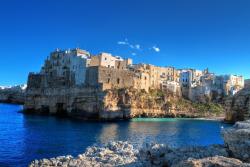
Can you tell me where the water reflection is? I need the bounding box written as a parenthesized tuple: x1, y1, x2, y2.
(98, 123, 119, 143)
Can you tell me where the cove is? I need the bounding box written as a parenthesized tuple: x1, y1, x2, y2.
(0, 103, 231, 167)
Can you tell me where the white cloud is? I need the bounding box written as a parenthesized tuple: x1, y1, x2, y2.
(135, 44, 140, 50)
(117, 41, 129, 45)
(152, 46, 160, 52)
(117, 39, 141, 50)
(131, 52, 137, 56)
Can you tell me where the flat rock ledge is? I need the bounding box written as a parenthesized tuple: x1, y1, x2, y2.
(30, 120, 250, 167)
(222, 120, 250, 162)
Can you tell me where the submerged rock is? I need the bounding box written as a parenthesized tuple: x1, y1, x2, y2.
(222, 120, 250, 162)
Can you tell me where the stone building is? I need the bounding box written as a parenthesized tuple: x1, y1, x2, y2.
(86, 66, 135, 90)
(217, 75, 244, 95)
(188, 73, 245, 102)
(130, 64, 180, 91)
(41, 48, 91, 86)
(89, 52, 132, 70)
(161, 80, 181, 95)
(180, 69, 203, 88)
(188, 72, 216, 102)
(128, 64, 151, 92)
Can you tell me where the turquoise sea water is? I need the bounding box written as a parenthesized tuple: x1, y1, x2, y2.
(0, 103, 231, 167)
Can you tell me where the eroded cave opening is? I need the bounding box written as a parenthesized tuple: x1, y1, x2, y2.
(56, 103, 68, 117)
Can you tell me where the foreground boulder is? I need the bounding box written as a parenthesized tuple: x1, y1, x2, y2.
(222, 120, 250, 162)
(173, 156, 250, 167)
(29, 141, 141, 167)
(138, 143, 228, 166)
(29, 142, 230, 167)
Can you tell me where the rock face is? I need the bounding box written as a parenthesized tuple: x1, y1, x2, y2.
(0, 85, 26, 104)
(29, 120, 250, 167)
(222, 120, 250, 162)
(224, 87, 250, 123)
(25, 86, 224, 120)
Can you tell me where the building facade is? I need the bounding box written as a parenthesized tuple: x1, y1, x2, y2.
(180, 69, 203, 88)
(89, 52, 132, 70)
(31, 48, 245, 99)
(41, 48, 90, 86)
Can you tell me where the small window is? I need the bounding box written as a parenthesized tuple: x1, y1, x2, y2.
(117, 78, 120, 84)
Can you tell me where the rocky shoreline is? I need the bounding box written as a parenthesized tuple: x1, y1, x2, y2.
(29, 120, 250, 167)
(0, 85, 26, 104)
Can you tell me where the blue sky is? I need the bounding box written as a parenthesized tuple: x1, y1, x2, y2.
(0, 0, 249, 85)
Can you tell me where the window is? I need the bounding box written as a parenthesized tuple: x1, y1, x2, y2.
(117, 78, 120, 84)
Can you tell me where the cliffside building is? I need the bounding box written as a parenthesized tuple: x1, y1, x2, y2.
(215, 75, 244, 96)
(130, 64, 180, 93)
(89, 52, 132, 70)
(180, 69, 203, 88)
(40, 48, 91, 86)
(188, 72, 245, 102)
(25, 48, 246, 116)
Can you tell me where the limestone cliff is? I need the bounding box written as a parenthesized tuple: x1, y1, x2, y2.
(101, 88, 225, 119)
(224, 87, 250, 123)
(24, 86, 225, 120)
(0, 85, 26, 104)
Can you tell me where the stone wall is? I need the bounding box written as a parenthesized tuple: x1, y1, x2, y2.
(86, 66, 135, 90)
(27, 72, 75, 89)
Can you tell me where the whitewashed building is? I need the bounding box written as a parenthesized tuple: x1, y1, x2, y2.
(89, 52, 132, 70)
(41, 48, 91, 86)
(180, 69, 203, 87)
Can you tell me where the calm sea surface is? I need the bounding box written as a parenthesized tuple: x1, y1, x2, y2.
(0, 103, 232, 167)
